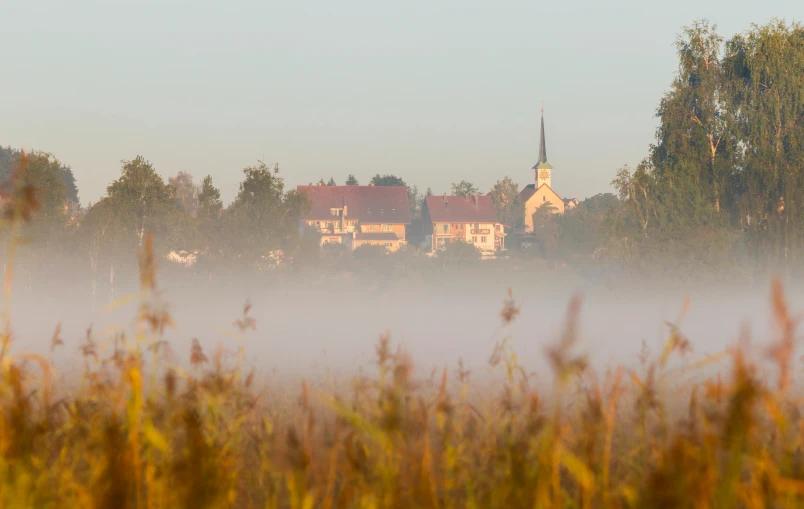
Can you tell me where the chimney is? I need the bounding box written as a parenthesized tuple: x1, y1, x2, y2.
(472, 194, 478, 210)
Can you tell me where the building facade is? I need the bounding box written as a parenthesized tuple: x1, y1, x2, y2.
(297, 184, 411, 251)
(423, 194, 505, 252)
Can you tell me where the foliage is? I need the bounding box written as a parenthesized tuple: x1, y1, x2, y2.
(168, 171, 198, 215)
(327, 177, 336, 186)
(490, 176, 524, 229)
(450, 180, 480, 197)
(223, 161, 310, 267)
(103, 156, 179, 248)
(3, 224, 804, 506)
(345, 174, 359, 185)
(0, 145, 78, 203)
(437, 238, 481, 266)
(369, 174, 406, 187)
(197, 175, 222, 221)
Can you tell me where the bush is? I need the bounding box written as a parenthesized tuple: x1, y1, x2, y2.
(437, 239, 481, 266)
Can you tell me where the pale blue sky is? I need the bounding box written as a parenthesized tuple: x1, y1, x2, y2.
(1, 0, 802, 206)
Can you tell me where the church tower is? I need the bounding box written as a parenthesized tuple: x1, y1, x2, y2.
(533, 106, 553, 188)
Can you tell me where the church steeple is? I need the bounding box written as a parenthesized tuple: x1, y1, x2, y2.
(533, 103, 553, 188)
(538, 108, 548, 165)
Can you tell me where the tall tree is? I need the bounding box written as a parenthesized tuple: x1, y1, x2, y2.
(169, 171, 198, 215)
(345, 174, 359, 185)
(197, 175, 222, 220)
(724, 21, 804, 264)
(105, 156, 177, 246)
(327, 177, 337, 186)
(450, 180, 480, 197)
(489, 176, 524, 228)
(224, 161, 310, 265)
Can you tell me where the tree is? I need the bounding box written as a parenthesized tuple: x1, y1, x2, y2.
(197, 175, 222, 220)
(407, 184, 423, 220)
(224, 161, 310, 266)
(724, 21, 804, 265)
(169, 171, 198, 215)
(490, 176, 524, 229)
(105, 156, 178, 247)
(327, 177, 337, 186)
(450, 180, 480, 197)
(345, 174, 359, 185)
(370, 174, 406, 187)
(13, 151, 70, 248)
(0, 146, 78, 204)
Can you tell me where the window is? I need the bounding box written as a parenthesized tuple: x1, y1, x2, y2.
(481, 236, 487, 243)
(472, 236, 478, 243)
(382, 224, 391, 232)
(330, 208, 342, 217)
(543, 196, 546, 202)
(385, 243, 392, 247)
(474, 223, 479, 229)
(442, 224, 449, 234)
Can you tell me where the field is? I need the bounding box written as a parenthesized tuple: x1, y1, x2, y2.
(0, 237, 803, 508)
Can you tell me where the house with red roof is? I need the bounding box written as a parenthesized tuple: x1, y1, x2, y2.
(422, 194, 506, 252)
(297, 183, 411, 251)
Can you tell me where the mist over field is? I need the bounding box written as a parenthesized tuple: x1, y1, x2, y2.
(9, 268, 797, 382)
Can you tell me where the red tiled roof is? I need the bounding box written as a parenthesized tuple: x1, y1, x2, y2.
(354, 232, 400, 241)
(425, 195, 499, 223)
(297, 185, 411, 224)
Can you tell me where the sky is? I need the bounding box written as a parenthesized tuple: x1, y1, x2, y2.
(1, 0, 802, 207)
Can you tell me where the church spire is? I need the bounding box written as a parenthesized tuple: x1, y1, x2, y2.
(532, 103, 552, 171)
(538, 105, 547, 164)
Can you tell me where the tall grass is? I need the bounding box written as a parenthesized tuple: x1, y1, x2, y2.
(4, 156, 804, 507)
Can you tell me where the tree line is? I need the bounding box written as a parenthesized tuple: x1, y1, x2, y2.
(607, 19, 804, 274)
(4, 19, 801, 285)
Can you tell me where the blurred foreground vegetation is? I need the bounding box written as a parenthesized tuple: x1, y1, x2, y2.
(1, 232, 804, 507)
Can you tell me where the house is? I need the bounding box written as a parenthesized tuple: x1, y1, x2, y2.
(520, 107, 566, 232)
(422, 194, 506, 252)
(297, 184, 411, 251)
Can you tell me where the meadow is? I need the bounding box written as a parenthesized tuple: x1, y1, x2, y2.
(0, 233, 803, 509)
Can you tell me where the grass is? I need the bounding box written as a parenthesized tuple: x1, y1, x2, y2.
(1, 240, 804, 508)
(5, 158, 804, 507)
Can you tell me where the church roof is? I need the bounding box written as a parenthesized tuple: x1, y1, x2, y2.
(520, 183, 562, 203)
(532, 109, 553, 170)
(297, 185, 411, 224)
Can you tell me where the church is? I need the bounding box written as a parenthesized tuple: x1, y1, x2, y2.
(519, 108, 570, 232)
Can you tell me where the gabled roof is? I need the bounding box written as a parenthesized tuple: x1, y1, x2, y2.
(298, 185, 411, 224)
(425, 194, 499, 223)
(520, 183, 563, 203)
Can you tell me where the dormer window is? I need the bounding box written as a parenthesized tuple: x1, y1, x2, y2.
(330, 208, 343, 217)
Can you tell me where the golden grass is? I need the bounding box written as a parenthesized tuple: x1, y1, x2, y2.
(5, 157, 804, 507)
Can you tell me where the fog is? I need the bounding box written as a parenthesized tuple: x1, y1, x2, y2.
(6, 270, 801, 384)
